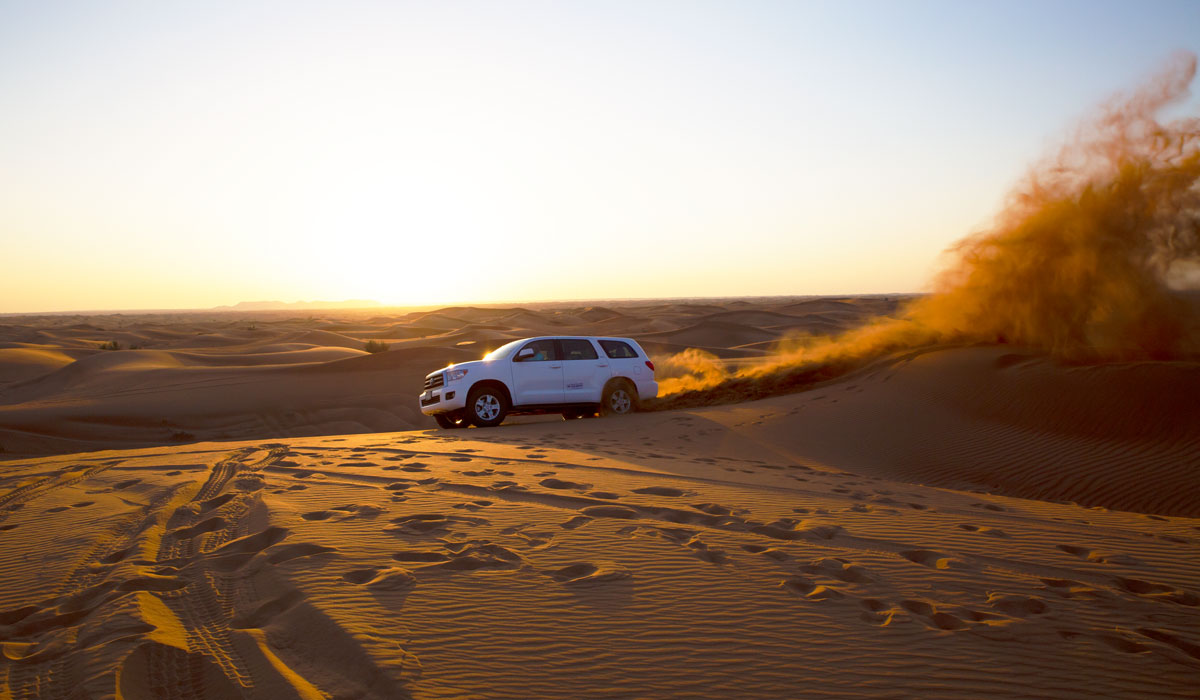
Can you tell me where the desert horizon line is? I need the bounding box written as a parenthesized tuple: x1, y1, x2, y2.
(0, 291, 926, 317)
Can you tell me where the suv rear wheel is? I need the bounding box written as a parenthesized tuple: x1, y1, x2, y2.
(467, 385, 509, 427)
(601, 381, 636, 416)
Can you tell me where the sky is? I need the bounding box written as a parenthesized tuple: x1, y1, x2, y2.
(2, 0, 1198, 313)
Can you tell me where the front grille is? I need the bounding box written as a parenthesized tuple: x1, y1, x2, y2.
(423, 373, 444, 391)
(420, 394, 441, 407)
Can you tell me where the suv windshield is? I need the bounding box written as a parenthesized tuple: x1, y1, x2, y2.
(483, 339, 524, 361)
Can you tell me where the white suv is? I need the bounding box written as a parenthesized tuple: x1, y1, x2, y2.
(419, 336, 658, 428)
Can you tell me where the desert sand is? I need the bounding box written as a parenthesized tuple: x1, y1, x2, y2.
(1, 298, 1198, 698)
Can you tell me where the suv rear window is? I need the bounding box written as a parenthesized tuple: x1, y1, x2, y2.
(598, 340, 638, 359)
(561, 339, 599, 360)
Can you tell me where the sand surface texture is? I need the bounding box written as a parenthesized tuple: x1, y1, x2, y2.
(0, 299, 1197, 698)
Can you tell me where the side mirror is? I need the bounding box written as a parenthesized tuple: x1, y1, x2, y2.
(515, 348, 535, 361)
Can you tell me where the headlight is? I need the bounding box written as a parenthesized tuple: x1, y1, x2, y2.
(445, 368, 469, 381)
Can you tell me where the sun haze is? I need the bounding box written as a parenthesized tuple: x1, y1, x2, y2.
(2, 1, 1198, 312)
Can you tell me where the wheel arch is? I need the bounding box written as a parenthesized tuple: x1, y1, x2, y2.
(468, 379, 512, 406)
(603, 376, 635, 394)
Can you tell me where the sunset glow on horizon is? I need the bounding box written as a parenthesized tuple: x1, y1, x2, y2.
(3, 0, 1198, 313)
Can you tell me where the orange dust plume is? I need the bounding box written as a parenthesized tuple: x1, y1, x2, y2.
(655, 52, 1200, 405)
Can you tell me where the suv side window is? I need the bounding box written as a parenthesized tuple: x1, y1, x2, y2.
(513, 339, 558, 362)
(561, 339, 599, 360)
(598, 340, 637, 359)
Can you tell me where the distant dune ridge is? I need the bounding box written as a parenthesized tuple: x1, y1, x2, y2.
(211, 299, 383, 311)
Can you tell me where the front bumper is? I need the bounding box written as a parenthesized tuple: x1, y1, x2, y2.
(419, 373, 468, 416)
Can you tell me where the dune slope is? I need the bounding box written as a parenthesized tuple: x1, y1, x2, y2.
(0, 408, 1196, 698)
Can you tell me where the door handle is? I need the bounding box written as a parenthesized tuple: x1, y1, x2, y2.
(549, 365, 562, 369)
(597, 363, 608, 367)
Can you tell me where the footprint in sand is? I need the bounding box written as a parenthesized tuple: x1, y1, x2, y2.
(586, 491, 619, 500)
(393, 550, 450, 563)
(99, 546, 136, 565)
(859, 599, 901, 626)
(1137, 628, 1200, 661)
(900, 600, 970, 631)
(752, 519, 844, 542)
(1056, 544, 1141, 566)
(342, 567, 416, 590)
(581, 505, 639, 519)
(425, 543, 524, 572)
(684, 536, 730, 565)
(1097, 633, 1153, 654)
(561, 515, 593, 529)
(1039, 577, 1111, 601)
(801, 557, 875, 584)
(385, 513, 487, 536)
(693, 503, 739, 517)
(200, 493, 235, 512)
(632, 486, 687, 497)
(899, 549, 968, 570)
(169, 516, 227, 539)
(781, 576, 844, 601)
(957, 523, 1008, 537)
(549, 562, 630, 585)
(741, 544, 792, 561)
(1114, 577, 1199, 606)
(986, 593, 1048, 617)
(540, 478, 591, 491)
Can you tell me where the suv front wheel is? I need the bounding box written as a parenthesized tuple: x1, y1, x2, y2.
(467, 385, 509, 427)
(434, 412, 468, 429)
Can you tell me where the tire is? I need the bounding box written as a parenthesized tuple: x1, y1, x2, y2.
(466, 385, 508, 427)
(434, 412, 468, 429)
(601, 380, 637, 416)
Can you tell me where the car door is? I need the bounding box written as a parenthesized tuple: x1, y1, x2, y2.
(560, 338, 611, 403)
(509, 339, 565, 405)
(598, 338, 646, 385)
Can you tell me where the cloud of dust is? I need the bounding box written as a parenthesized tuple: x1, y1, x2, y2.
(656, 52, 1200, 402)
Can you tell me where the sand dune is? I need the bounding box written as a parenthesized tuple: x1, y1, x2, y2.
(641, 320, 782, 348)
(0, 348, 79, 383)
(0, 297, 1197, 697)
(0, 416, 1195, 698)
(710, 346, 1200, 518)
